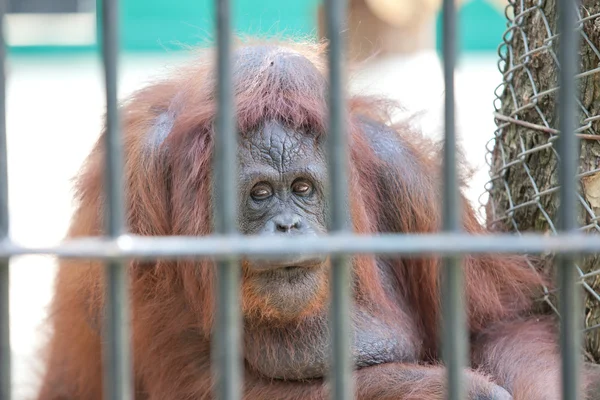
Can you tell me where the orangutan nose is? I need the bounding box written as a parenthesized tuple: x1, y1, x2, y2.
(273, 213, 302, 233)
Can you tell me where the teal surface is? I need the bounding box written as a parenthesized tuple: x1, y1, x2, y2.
(436, 0, 507, 54)
(120, 0, 321, 51)
(8, 0, 507, 55)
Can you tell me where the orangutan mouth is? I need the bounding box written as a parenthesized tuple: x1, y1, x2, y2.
(245, 254, 326, 272)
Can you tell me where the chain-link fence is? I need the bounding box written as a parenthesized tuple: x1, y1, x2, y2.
(484, 0, 600, 363)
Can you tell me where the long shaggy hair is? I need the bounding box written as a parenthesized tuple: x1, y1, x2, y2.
(35, 38, 551, 399)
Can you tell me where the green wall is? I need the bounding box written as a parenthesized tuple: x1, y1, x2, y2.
(436, 0, 507, 54)
(120, 0, 322, 51)
(9, 0, 508, 55)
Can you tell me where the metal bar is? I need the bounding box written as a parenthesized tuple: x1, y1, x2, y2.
(212, 0, 241, 398)
(0, 260, 8, 400)
(0, 0, 10, 396)
(102, 5, 125, 237)
(324, 0, 353, 399)
(441, 0, 460, 235)
(103, 261, 132, 400)
(441, 257, 466, 400)
(1, 233, 600, 259)
(324, 0, 350, 232)
(0, 0, 6, 247)
(557, 0, 582, 399)
(100, 0, 133, 399)
(440, 0, 466, 399)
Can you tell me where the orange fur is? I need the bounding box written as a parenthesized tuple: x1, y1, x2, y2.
(34, 39, 599, 400)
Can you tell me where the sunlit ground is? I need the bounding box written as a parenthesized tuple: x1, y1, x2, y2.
(6, 49, 501, 399)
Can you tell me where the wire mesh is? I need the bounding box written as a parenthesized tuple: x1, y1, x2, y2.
(484, 0, 600, 364)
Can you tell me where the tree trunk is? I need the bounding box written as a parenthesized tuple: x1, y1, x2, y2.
(487, 0, 600, 363)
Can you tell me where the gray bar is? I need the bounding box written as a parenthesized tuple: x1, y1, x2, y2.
(0, 0, 10, 396)
(102, 2, 125, 237)
(441, 0, 466, 399)
(0, 0, 5, 242)
(0, 262, 8, 400)
(557, 0, 582, 399)
(441, 256, 466, 400)
(100, 0, 133, 399)
(212, 0, 242, 398)
(103, 261, 133, 400)
(324, 0, 354, 399)
(324, 2, 350, 231)
(1, 233, 600, 259)
(441, 3, 460, 233)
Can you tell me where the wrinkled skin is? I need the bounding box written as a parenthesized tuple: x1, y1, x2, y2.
(237, 122, 329, 316)
(236, 120, 509, 399)
(236, 121, 420, 381)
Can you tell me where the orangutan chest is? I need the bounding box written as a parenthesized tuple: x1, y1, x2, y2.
(243, 310, 420, 381)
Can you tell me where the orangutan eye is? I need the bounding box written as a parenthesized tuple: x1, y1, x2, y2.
(251, 184, 273, 200)
(292, 180, 312, 196)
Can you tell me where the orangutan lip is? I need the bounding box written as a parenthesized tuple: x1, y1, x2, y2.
(246, 256, 325, 272)
(266, 264, 318, 277)
(283, 265, 303, 272)
(265, 260, 319, 270)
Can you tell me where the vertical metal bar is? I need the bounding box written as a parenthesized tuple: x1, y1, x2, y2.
(0, 260, 8, 400)
(100, 0, 133, 399)
(324, 0, 353, 399)
(0, 1, 10, 398)
(212, 0, 241, 398)
(557, 0, 582, 399)
(441, 0, 467, 399)
(103, 261, 133, 400)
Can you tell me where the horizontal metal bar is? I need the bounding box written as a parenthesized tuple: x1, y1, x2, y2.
(2, 233, 600, 259)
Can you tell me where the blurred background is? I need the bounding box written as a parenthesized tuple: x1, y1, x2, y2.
(6, 0, 509, 397)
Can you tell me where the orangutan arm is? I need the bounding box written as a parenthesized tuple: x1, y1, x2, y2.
(471, 316, 600, 400)
(242, 363, 511, 400)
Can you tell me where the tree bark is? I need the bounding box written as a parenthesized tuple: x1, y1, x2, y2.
(487, 0, 600, 363)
